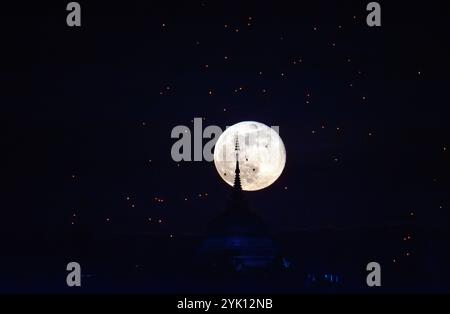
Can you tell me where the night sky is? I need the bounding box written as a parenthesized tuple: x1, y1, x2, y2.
(2, 0, 450, 292)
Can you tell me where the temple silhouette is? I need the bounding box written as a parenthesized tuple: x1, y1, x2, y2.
(199, 136, 284, 274)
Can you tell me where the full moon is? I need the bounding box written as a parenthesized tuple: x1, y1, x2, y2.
(213, 121, 286, 191)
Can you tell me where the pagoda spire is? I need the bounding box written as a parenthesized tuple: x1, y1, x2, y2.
(233, 134, 242, 191)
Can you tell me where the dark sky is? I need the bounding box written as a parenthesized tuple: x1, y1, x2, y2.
(2, 0, 449, 239)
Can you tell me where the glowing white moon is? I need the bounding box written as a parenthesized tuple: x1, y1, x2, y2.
(213, 121, 286, 191)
